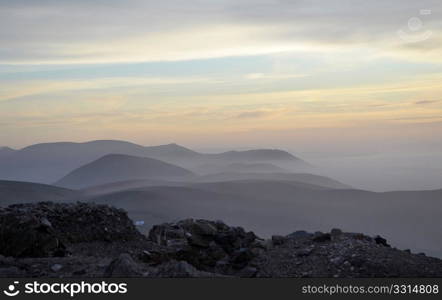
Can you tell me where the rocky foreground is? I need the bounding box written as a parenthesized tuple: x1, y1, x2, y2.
(0, 202, 441, 277)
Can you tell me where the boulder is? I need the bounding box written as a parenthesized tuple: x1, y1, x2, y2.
(374, 235, 391, 247)
(104, 253, 143, 277)
(148, 219, 260, 274)
(152, 260, 223, 278)
(313, 233, 331, 243)
(0, 202, 145, 258)
(271, 235, 286, 246)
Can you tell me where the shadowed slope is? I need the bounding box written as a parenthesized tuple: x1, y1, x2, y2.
(85, 182, 442, 257)
(0, 180, 78, 206)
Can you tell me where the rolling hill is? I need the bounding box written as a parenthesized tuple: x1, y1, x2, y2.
(55, 154, 195, 189)
(78, 171, 350, 197)
(196, 172, 350, 189)
(0, 140, 305, 184)
(207, 149, 299, 161)
(192, 162, 288, 174)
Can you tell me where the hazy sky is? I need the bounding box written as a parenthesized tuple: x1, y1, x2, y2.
(1, 0, 441, 154)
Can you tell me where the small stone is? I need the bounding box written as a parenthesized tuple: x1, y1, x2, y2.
(238, 267, 258, 277)
(374, 235, 390, 247)
(105, 253, 143, 277)
(331, 228, 342, 236)
(271, 235, 286, 246)
(287, 231, 312, 239)
(40, 217, 52, 228)
(51, 264, 63, 272)
(330, 257, 342, 265)
(297, 247, 313, 257)
(73, 269, 87, 275)
(0, 266, 23, 276)
(330, 228, 342, 240)
(313, 233, 331, 243)
(141, 250, 152, 260)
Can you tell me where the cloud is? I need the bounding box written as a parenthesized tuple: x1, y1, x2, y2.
(0, 76, 216, 102)
(414, 100, 439, 105)
(244, 73, 307, 80)
(235, 110, 278, 119)
(1, 0, 441, 64)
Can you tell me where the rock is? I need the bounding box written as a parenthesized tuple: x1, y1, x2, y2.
(147, 219, 260, 274)
(313, 233, 331, 243)
(238, 266, 258, 277)
(51, 264, 63, 272)
(1, 203, 441, 278)
(72, 269, 87, 276)
(271, 235, 286, 246)
(0, 212, 66, 257)
(153, 260, 222, 278)
(139, 250, 169, 265)
(330, 228, 342, 240)
(0, 202, 145, 258)
(231, 248, 254, 269)
(104, 253, 143, 277)
(329, 256, 344, 265)
(41, 217, 52, 228)
(0, 266, 23, 277)
(374, 235, 390, 247)
(296, 247, 314, 257)
(287, 230, 312, 239)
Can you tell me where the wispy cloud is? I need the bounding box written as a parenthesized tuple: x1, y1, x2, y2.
(1, 0, 442, 149)
(0, 76, 217, 102)
(1, 0, 441, 64)
(414, 100, 439, 105)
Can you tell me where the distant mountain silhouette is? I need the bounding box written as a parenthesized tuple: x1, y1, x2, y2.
(197, 172, 350, 189)
(80, 178, 177, 196)
(77, 171, 349, 197)
(194, 162, 287, 174)
(0, 180, 77, 206)
(0, 147, 15, 157)
(0, 140, 150, 183)
(55, 154, 195, 189)
(207, 149, 300, 162)
(0, 140, 304, 183)
(144, 143, 200, 159)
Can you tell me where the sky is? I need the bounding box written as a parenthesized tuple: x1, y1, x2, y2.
(1, 0, 442, 156)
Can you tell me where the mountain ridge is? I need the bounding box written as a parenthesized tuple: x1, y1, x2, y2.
(55, 153, 195, 189)
(0, 140, 304, 183)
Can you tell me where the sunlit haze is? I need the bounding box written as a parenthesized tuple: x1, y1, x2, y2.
(1, 0, 442, 191)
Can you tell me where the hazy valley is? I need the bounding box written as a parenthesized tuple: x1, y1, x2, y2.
(1, 140, 441, 262)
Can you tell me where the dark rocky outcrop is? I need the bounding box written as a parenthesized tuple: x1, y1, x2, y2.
(0, 202, 145, 258)
(147, 219, 263, 274)
(0, 202, 441, 278)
